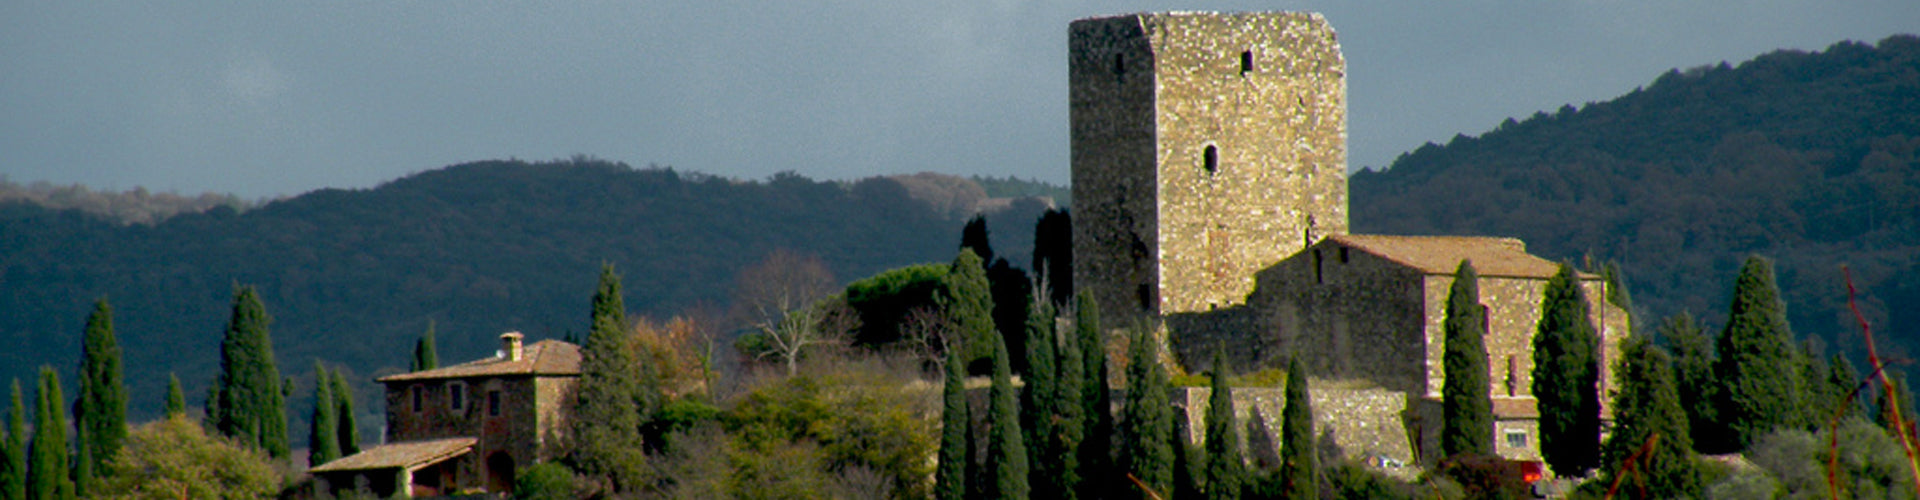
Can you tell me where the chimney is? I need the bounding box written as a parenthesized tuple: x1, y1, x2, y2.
(501, 332, 525, 362)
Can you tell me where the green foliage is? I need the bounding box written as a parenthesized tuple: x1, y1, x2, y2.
(513, 462, 579, 500)
(75, 298, 125, 487)
(987, 333, 1030, 500)
(97, 416, 281, 500)
(1441, 260, 1493, 458)
(331, 370, 359, 457)
(1171, 415, 1202, 500)
(1746, 419, 1918, 499)
(961, 215, 995, 265)
(30, 366, 73, 500)
(1325, 460, 1419, 500)
(1657, 312, 1724, 454)
(722, 363, 937, 500)
(845, 263, 948, 347)
(210, 285, 289, 459)
(1073, 290, 1113, 500)
(1021, 296, 1065, 500)
(1280, 356, 1317, 500)
(1031, 208, 1073, 308)
(307, 362, 340, 467)
(1047, 302, 1087, 500)
(570, 264, 651, 493)
(1118, 327, 1174, 500)
(163, 373, 185, 418)
(1874, 370, 1916, 436)
(988, 259, 1033, 376)
(1531, 263, 1601, 476)
(1827, 353, 1866, 423)
(4, 379, 25, 500)
(1713, 255, 1804, 450)
(1599, 337, 1700, 499)
(1435, 454, 1528, 500)
(411, 321, 438, 372)
(936, 346, 969, 500)
(939, 249, 996, 374)
(1203, 349, 1243, 500)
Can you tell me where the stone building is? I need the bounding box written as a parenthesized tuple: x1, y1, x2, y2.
(310, 332, 579, 498)
(1069, 12, 1628, 474)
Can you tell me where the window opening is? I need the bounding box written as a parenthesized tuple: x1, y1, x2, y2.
(1505, 356, 1518, 397)
(1114, 53, 1126, 84)
(1203, 145, 1218, 174)
(1505, 430, 1529, 449)
(1240, 50, 1254, 74)
(1338, 247, 1349, 263)
(449, 382, 466, 411)
(411, 385, 423, 413)
(1313, 249, 1324, 284)
(488, 390, 502, 417)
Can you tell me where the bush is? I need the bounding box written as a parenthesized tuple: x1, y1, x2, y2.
(1746, 419, 1917, 499)
(1326, 460, 1419, 500)
(97, 416, 281, 499)
(513, 462, 578, 500)
(1434, 454, 1529, 500)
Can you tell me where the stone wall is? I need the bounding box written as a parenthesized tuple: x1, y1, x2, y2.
(382, 374, 575, 491)
(1174, 385, 1424, 479)
(1072, 12, 1348, 329)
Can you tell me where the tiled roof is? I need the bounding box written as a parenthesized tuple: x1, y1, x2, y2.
(1492, 397, 1540, 419)
(1326, 234, 1577, 279)
(378, 340, 580, 383)
(308, 437, 475, 473)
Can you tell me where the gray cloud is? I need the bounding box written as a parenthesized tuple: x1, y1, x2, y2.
(1, 1, 1914, 197)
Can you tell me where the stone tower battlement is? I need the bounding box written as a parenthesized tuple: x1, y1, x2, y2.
(1070, 12, 1348, 326)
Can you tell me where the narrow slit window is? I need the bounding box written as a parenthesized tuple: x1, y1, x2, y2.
(1338, 247, 1349, 263)
(1313, 249, 1324, 284)
(1114, 53, 1126, 83)
(488, 390, 502, 417)
(449, 382, 466, 411)
(1203, 145, 1218, 174)
(411, 385, 423, 413)
(1240, 50, 1254, 74)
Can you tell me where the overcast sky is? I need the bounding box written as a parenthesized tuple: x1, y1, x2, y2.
(3, 2, 1915, 198)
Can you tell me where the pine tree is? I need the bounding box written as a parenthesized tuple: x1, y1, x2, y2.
(570, 264, 649, 492)
(412, 320, 439, 372)
(987, 333, 1030, 500)
(1073, 290, 1113, 500)
(1117, 327, 1173, 500)
(211, 285, 289, 459)
(1657, 312, 1725, 453)
(29, 367, 73, 500)
(1021, 295, 1060, 499)
(163, 373, 185, 418)
(4, 379, 24, 500)
(1531, 263, 1601, 476)
(1280, 356, 1316, 500)
(74, 298, 125, 487)
(1828, 354, 1865, 422)
(1050, 309, 1086, 500)
(1712, 255, 1803, 450)
(936, 344, 969, 500)
(1204, 349, 1243, 500)
(332, 370, 360, 456)
(1599, 337, 1699, 499)
(308, 362, 340, 467)
(1441, 260, 1493, 458)
(941, 249, 997, 373)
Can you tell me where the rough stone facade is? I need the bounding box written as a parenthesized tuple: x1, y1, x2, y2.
(1071, 12, 1348, 328)
(382, 374, 577, 491)
(1176, 385, 1425, 479)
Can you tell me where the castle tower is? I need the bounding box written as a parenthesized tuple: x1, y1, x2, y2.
(1070, 12, 1348, 325)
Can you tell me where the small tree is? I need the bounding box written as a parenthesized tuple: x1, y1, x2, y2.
(1050, 307, 1087, 500)
(736, 250, 845, 376)
(210, 285, 289, 459)
(1118, 326, 1173, 500)
(1531, 263, 1601, 476)
(75, 298, 126, 487)
(936, 345, 969, 500)
(1204, 349, 1244, 500)
(1599, 337, 1699, 499)
(1713, 255, 1803, 450)
(940, 249, 997, 373)
(4, 379, 24, 500)
(30, 366, 73, 500)
(1021, 294, 1061, 498)
(1280, 356, 1317, 500)
(412, 320, 439, 372)
(332, 370, 360, 457)
(1073, 290, 1114, 500)
(308, 362, 340, 467)
(1441, 260, 1493, 458)
(987, 333, 1031, 500)
(163, 373, 185, 418)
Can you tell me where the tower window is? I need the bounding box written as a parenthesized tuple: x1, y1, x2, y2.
(1202, 145, 1218, 174)
(1338, 247, 1349, 263)
(1240, 50, 1254, 74)
(1114, 53, 1126, 83)
(1313, 249, 1324, 284)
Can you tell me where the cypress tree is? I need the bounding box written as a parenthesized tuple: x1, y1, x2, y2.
(1531, 263, 1601, 476)
(1117, 327, 1173, 500)
(412, 321, 439, 372)
(987, 333, 1030, 500)
(571, 264, 648, 492)
(4, 379, 25, 500)
(1876, 371, 1916, 435)
(1172, 414, 1203, 500)
(1602, 261, 1632, 318)
(1050, 309, 1086, 500)
(940, 249, 997, 373)
(74, 298, 125, 486)
(961, 215, 995, 265)
(1712, 256, 1802, 450)
(1828, 354, 1865, 422)
(308, 362, 340, 467)
(1280, 356, 1316, 500)
(1441, 260, 1494, 458)
(1021, 295, 1059, 498)
(1073, 290, 1113, 500)
(332, 370, 360, 456)
(1657, 312, 1725, 453)
(163, 373, 185, 418)
(1204, 349, 1244, 500)
(1599, 337, 1699, 499)
(29, 367, 73, 500)
(1031, 208, 1074, 308)
(211, 285, 289, 458)
(937, 345, 970, 500)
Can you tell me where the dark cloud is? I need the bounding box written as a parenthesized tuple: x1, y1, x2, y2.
(2, 1, 1914, 196)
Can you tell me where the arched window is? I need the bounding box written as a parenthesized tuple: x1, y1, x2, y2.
(1203, 145, 1218, 174)
(1240, 50, 1254, 74)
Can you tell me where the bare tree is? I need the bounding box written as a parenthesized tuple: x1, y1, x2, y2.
(733, 249, 851, 376)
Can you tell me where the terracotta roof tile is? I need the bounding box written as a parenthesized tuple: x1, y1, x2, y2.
(1492, 397, 1540, 419)
(378, 340, 580, 383)
(308, 437, 475, 473)
(1327, 234, 1573, 279)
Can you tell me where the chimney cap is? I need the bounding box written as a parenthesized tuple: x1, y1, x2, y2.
(500, 331, 525, 341)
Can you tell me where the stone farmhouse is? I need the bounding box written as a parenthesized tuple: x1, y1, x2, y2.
(1069, 12, 1628, 475)
(310, 333, 580, 498)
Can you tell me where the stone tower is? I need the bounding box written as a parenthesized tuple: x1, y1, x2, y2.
(1070, 12, 1348, 326)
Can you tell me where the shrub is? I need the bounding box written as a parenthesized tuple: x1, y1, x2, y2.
(513, 462, 578, 500)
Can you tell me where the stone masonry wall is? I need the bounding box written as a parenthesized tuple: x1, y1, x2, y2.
(1072, 12, 1347, 329)
(1175, 385, 1423, 480)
